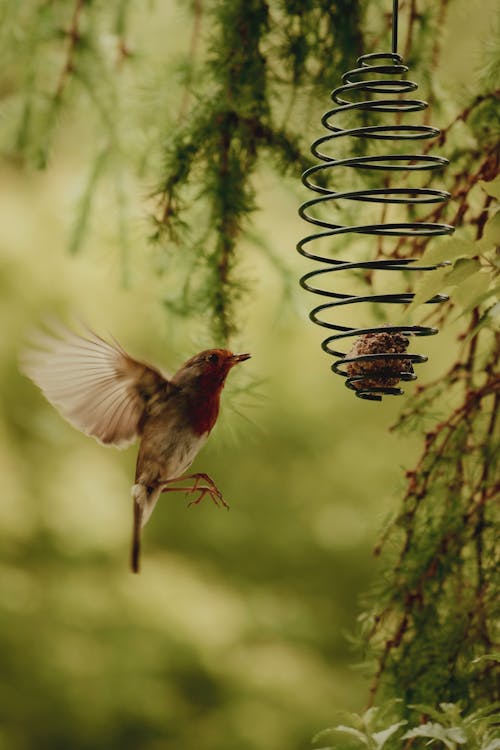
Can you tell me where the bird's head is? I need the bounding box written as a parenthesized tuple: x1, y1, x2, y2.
(172, 349, 251, 394)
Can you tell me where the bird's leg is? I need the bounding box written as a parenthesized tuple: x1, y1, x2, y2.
(183, 473, 224, 500)
(182, 473, 229, 509)
(159, 473, 229, 510)
(159, 483, 226, 509)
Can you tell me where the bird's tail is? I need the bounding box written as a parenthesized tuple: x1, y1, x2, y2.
(131, 493, 142, 574)
(130, 483, 161, 573)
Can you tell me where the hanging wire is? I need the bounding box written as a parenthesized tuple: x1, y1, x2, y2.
(392, 0, 399, 54)
(296, 0, 454, 401)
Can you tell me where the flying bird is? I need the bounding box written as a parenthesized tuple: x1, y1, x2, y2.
(20, 325, 251, 573)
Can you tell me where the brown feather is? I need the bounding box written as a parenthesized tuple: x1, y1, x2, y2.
(20, 326, 168, 447)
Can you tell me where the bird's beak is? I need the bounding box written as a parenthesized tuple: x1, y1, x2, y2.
(231, 352, 251, 365)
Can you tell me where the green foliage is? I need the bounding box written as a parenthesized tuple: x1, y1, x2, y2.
(409, 205, 500, 317)
(313, 702, 407, 750)
(150, 0, 365, 340)
(3, 0, 497, 344)
(402, 702, 500, 750)
(313, 701, 500, 750)
(0, 0, 382, 342)
(361, 183, 500, 708)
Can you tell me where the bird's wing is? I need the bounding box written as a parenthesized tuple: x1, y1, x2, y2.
(20, 325, 169, 447)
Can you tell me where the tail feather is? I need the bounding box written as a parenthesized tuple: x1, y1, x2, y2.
(131, 495, 142, 574)
(130, 483, 161, 573)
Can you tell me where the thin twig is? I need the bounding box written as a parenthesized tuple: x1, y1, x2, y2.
(54, 0, 85, 99)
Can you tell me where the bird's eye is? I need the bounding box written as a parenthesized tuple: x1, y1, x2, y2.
(207, 352, 219, 364)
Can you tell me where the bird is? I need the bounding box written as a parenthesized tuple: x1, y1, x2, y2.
(20, 323, 251, 573)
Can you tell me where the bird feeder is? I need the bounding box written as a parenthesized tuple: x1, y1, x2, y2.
(297, 0, 454, 401)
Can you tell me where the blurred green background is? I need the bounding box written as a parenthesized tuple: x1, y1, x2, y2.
(0, 2, 495, 749)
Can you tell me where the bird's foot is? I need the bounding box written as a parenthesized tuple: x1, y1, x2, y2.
(187, 486, 226, 509)
(184, 473, 229, 510)
(159, 473, 229, 509)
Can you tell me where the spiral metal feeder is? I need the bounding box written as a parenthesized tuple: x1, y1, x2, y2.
(297, 0, 454, 401)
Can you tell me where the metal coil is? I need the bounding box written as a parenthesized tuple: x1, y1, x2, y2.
(297, 52, 454, 401)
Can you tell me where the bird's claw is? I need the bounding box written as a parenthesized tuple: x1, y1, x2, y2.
(187, 486, 229, 510)
(160, 473, 229, 510)
(184, 473, 229, 510)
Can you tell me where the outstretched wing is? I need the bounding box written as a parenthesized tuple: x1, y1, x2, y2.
(20, 324, 169, 447)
